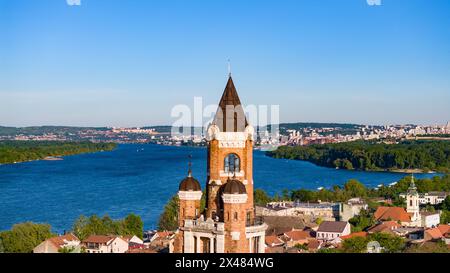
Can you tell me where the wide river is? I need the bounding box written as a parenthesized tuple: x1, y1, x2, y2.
(0, 144, 438, 232)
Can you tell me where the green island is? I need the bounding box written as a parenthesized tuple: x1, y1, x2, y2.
(0, 141, 117, 164)
(266, 140, 450, 173)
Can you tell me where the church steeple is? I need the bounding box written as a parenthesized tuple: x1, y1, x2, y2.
(407, 174, 418, 195)
(213, 76, 248, 132)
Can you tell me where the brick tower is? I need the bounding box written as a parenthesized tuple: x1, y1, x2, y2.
(171, 75, 267, 253)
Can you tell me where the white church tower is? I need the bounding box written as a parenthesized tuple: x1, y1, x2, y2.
(406, 174, 421, 226)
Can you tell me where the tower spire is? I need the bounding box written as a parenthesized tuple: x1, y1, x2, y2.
(408, 173, 417, 194)
(188, 154, 192, 177)
(228, 59, 231, 78)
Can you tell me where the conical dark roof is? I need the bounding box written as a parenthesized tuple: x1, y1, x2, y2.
(179, 171, 201, 191)
(213, 76, 248, 132)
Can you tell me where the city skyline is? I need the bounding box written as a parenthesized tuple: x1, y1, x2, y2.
(1, 0, 450, 127)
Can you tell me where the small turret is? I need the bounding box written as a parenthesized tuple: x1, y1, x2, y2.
(178, 159, 202, 227)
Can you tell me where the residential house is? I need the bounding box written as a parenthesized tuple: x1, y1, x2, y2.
(424, 224, 450, 244)
(33, 233, 80, 253)
(280, 229, 314, 248)
(122, 235, 144, 250)
(316, 221, 351, 242)
(421, 211, 440, 228)
(265, 235, 285, 248)
(83, 235, 129, 253)
(330, 231, 368, 247)
(367, 221, 401, 234)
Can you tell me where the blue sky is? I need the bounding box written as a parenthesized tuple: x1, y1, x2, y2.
(1, 0, 449, 127)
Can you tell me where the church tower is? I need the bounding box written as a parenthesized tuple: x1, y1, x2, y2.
(205, 76, 255, 227)
(171, 75, 267, 253)
(406, 174, 421, 226)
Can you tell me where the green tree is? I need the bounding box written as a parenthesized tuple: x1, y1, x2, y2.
(348, 209, 374, 232)
(441, 196, 450, 211)
(122, 213, 144, 239)
(158, 194, 179, 231)
(254, 189, 272, 206)
(404, 241, 450, 253)
(344, 179, 367, 198)
(0, 222, 54, 253)
(440, 210, 450, 224)
(0, 237, 4, 253)
(342, 236, 368, 253)
(72, 215, 89, 241)
(72, 213, 143, 240)
(369, 233, 405, 253)
(281, 189, 291, 201)
(291, 189, 316, 202)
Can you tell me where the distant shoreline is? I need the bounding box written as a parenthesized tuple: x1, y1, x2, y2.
(0, 141, 117, 165)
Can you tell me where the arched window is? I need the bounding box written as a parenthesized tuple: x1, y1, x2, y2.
(234, 212, 238, 221)
(224, 153, 240, 173)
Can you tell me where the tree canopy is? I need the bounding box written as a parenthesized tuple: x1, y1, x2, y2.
(0, 140, 116, 164)
(0, 222, 54, 253)
(267, 140, 450, 172)
(71, 213, 143, 241)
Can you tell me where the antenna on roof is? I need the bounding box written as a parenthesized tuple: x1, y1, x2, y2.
(228, 59, 231, 78)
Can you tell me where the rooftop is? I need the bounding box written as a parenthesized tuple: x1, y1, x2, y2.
(317, 221, 349, 233)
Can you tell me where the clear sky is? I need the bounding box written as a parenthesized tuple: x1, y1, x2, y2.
(1, 0, 449, 127)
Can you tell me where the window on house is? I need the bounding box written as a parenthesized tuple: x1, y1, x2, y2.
(224, 154, 240, 173)
(234, 212, 238, 221)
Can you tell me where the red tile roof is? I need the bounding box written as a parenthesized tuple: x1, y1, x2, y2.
(265, 235, 284, 247)
(83, 235, 115, 244)
(48, 234, 79, 249)
(368, 221, 401, 233)
(284, 230, 313, 241)
(374, 206, 410, 222)
(307, 239, 321, 250)
(340, 232, 368, 240)
(426, 225, 450, 240)
(127, 248, 158, 253)
(437, 224, 450, 235)
(425, 228, 443, 240)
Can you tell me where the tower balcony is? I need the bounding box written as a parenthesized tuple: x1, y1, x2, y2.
(183, 217, 225, 234)
(245, 216, 268, 234)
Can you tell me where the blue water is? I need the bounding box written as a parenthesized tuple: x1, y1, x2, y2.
(0, 144, 438, 232)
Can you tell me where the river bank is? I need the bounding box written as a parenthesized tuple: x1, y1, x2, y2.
(0, 141, 117, 165)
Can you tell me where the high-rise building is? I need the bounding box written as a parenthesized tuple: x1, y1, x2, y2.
(171, 76, 267, 253)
